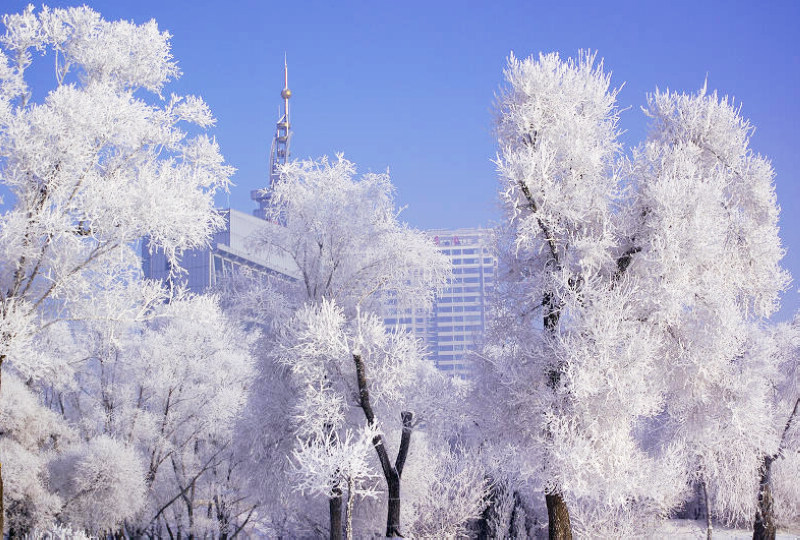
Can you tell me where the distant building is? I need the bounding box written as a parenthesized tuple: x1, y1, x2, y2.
(143, 61, 496, 377)
(141, 209, 298, 293)
(384, 227, 497, 377)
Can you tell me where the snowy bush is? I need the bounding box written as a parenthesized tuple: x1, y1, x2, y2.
(0, 374, 71, 534)
(50, 436, 145, 533)
(403, 437, 489, 538)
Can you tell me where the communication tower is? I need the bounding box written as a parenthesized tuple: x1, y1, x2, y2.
(252, 56, 292, 219)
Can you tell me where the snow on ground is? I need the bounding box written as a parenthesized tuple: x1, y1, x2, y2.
(657, 520, 799, 539)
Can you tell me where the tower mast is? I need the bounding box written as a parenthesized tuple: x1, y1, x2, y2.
(273, 54, 292, 182)
(252, 56, 292, 219)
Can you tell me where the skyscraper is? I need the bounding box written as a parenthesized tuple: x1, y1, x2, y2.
(384, 227, 497, 378)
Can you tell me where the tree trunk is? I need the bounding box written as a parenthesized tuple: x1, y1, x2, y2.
(753, 455, 776, 540)
(345, 477, 355, 540)
(330, 489, 343, 540)
(545, 492, 572, 540)
(543, 297, 572, 540)
(351, 354, 413, 538)
(701, 478, 712, 540)
(753, 398, 799, 540)
(385, 469, 401, 537)
(475, 478, 497, 539)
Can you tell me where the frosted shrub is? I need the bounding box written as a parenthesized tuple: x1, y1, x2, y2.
(0, 374, 70, 534)
(50, 436, 145, 533)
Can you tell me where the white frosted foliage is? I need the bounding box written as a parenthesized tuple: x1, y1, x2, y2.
(51, 436, 146, 533)
(486, 51, 671, 527)
(0, 4, 233, 382)
(479, 49, 792, 535)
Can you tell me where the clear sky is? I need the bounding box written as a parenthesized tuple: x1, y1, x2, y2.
(4, 0, 800, 319)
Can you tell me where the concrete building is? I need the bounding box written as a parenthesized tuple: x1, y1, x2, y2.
(384, 228, 497, 378)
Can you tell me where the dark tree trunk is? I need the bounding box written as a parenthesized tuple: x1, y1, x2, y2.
(701, 478, 712, 540)
(753, 455, 776, 540)
(543, 297, 572, 540)
(330, 490, 343, 540)
(753, 398, 799, 540)
(475, 478, 497, 539)
(546, 492, 572, 540)
(385, 470, 401, 537)
(509, 491, 528, 539)
(345, 477, 355, 540)
(352, 354, 413, 538)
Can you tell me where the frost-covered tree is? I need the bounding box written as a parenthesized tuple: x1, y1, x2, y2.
(0, 5, 232, 530)
(401, 436, 490, 538)
(747, 314, 800, 539)
(128, 295, 256, 537)
(239, 156, 452, 538)
(50, 435, 145, 533)
(484, 50, 793, 538)
(628, 85, 790, 537)
(290, 421, 382, 540)
(274, 300, 475, 538)
(486, 52, 675, 539)
(59, 293, 256, 537)
(261, 156, 446, 313)
(0, 276, 162, 534)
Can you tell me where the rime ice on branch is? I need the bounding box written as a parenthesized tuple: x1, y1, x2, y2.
(0, 5, 232, 534)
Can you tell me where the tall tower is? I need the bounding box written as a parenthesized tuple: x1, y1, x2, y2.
(252, 57, 292, 219)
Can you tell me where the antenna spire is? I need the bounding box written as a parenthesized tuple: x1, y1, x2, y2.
(251, 57, 293, 220)
(276, 53, 291, 176)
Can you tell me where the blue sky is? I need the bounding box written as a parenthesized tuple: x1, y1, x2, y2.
(5, 0, 800, 318)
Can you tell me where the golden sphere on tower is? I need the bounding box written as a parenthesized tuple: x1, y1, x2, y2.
(281, 88, 292, 99)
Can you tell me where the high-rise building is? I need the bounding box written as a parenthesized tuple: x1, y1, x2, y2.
(384, 228, 497, 378)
